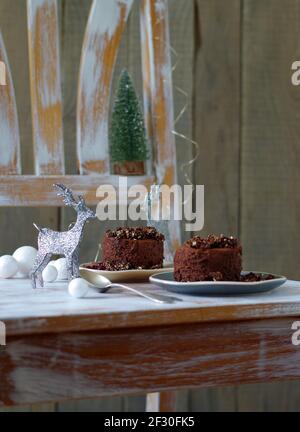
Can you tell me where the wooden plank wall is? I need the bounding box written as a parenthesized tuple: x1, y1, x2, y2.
(1, 0, 300, 411)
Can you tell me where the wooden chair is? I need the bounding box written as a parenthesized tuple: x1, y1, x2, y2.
(0, 0, 180, 411)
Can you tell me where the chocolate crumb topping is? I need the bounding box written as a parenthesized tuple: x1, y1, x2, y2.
(187, 234, 240, 249)
(204, 272, 276, 282)
(106, 226, 164, 241)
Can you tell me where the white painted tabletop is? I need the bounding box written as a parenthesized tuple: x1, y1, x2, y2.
(1, 278, 300, 336)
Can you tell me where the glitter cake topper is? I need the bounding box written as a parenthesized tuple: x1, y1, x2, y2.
(30, 184, 96, 289)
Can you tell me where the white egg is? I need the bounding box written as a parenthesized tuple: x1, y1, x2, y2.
(42, 264, 58, 283)
(0, 255, 19, 279)
(53, 258, 68, 280)
(13, 246, 37, 276)
(68, 278, 89, 299)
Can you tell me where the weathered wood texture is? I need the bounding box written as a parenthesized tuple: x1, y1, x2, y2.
(60, 0, 132, 281)
(141, 0, 176, 186)
(3, 279, 300, 338)
(1, 316, 300, 407)
(0, 0, 60, 412)
(168, 0, 195, 243)
(194, 0, 241, 237)
(140, 0, 181, 250)
(2, 278, 300, 337)
(0, 31, 20, 175)
(2, 278, 300, 411)
(59, 0, 185, 411)
(236, 0, 300, 410)
(146, 392, 177, 412)
(241, 0, 300, 280)
(193, 0, 241, 411)
(0, 0, 60, 260)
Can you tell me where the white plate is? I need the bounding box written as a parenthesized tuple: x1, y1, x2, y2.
(149, 271, 287, 295)
(80, 263, 173, 283)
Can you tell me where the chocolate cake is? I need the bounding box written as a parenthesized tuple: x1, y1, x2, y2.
(92, 227, 164, 271)
(174, 234, 242, 282)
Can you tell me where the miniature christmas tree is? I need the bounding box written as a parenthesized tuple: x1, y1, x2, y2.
(110, 69, 149, 175)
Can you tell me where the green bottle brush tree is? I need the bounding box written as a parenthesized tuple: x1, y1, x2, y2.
(110, 69, 149, 175)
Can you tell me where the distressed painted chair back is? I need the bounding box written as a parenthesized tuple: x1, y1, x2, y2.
(0, 0, 180, 247)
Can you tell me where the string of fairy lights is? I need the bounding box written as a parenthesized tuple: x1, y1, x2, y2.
(153, 12, 200, 197)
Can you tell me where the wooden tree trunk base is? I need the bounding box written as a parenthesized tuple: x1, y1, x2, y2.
(113, 161, 145, 176)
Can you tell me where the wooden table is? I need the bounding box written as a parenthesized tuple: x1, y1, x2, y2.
(1, 278, 300, 411)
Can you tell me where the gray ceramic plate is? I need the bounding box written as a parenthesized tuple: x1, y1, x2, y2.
(149, 271, 287, 295)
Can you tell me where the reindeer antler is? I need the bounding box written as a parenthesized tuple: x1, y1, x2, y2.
(54, 184, 78, 208)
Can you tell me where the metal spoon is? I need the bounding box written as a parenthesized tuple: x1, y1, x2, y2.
(89, 275, 177, 304)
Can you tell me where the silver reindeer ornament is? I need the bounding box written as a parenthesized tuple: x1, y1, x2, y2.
(30, 184, 96, 289)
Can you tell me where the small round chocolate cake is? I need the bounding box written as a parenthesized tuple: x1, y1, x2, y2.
(174, 234, 242, 282)
(100, 226, 164, 271)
